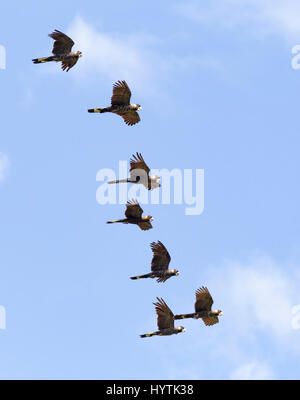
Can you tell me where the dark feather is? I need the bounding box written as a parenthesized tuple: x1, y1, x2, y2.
(49, 30, 75, 56)
(195, 287, 214, 313)
(151, 241, 171, 273)
(153, 298, 174, 330)
(125, 199, 143, 219)
(111, 80, 132, 106)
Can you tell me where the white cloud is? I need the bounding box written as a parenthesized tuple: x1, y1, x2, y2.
(0, 153, 9, 182)
(231, 361, 274, 380)
(216, 256, 296, 337)
(210, 255, 300, 377)
(66, 16, 222, 95)
(174, 0, 300, 40)
(67, 16, 156, 89)
(132, 251, 300, 380)
(160, 254, 300, 379)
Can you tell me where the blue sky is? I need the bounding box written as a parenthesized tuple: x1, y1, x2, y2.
(1, 0, 300, 380)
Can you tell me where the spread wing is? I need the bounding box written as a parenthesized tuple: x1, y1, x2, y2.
(125, 199, 143, 219)
(111, 80, 132, 106)
(195, 287, 214, 312)
(130, 153, 150, 176)
(137, 221, 153, 231)
(49, 30, 74, 55)
(61, 57, 78, 72)
(195, 287, 219, 326)
(154, 298, 174, 330)
(202, 316, 219, 327)
(151, 241, 171, 273)
(117, 110, 140, 126)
